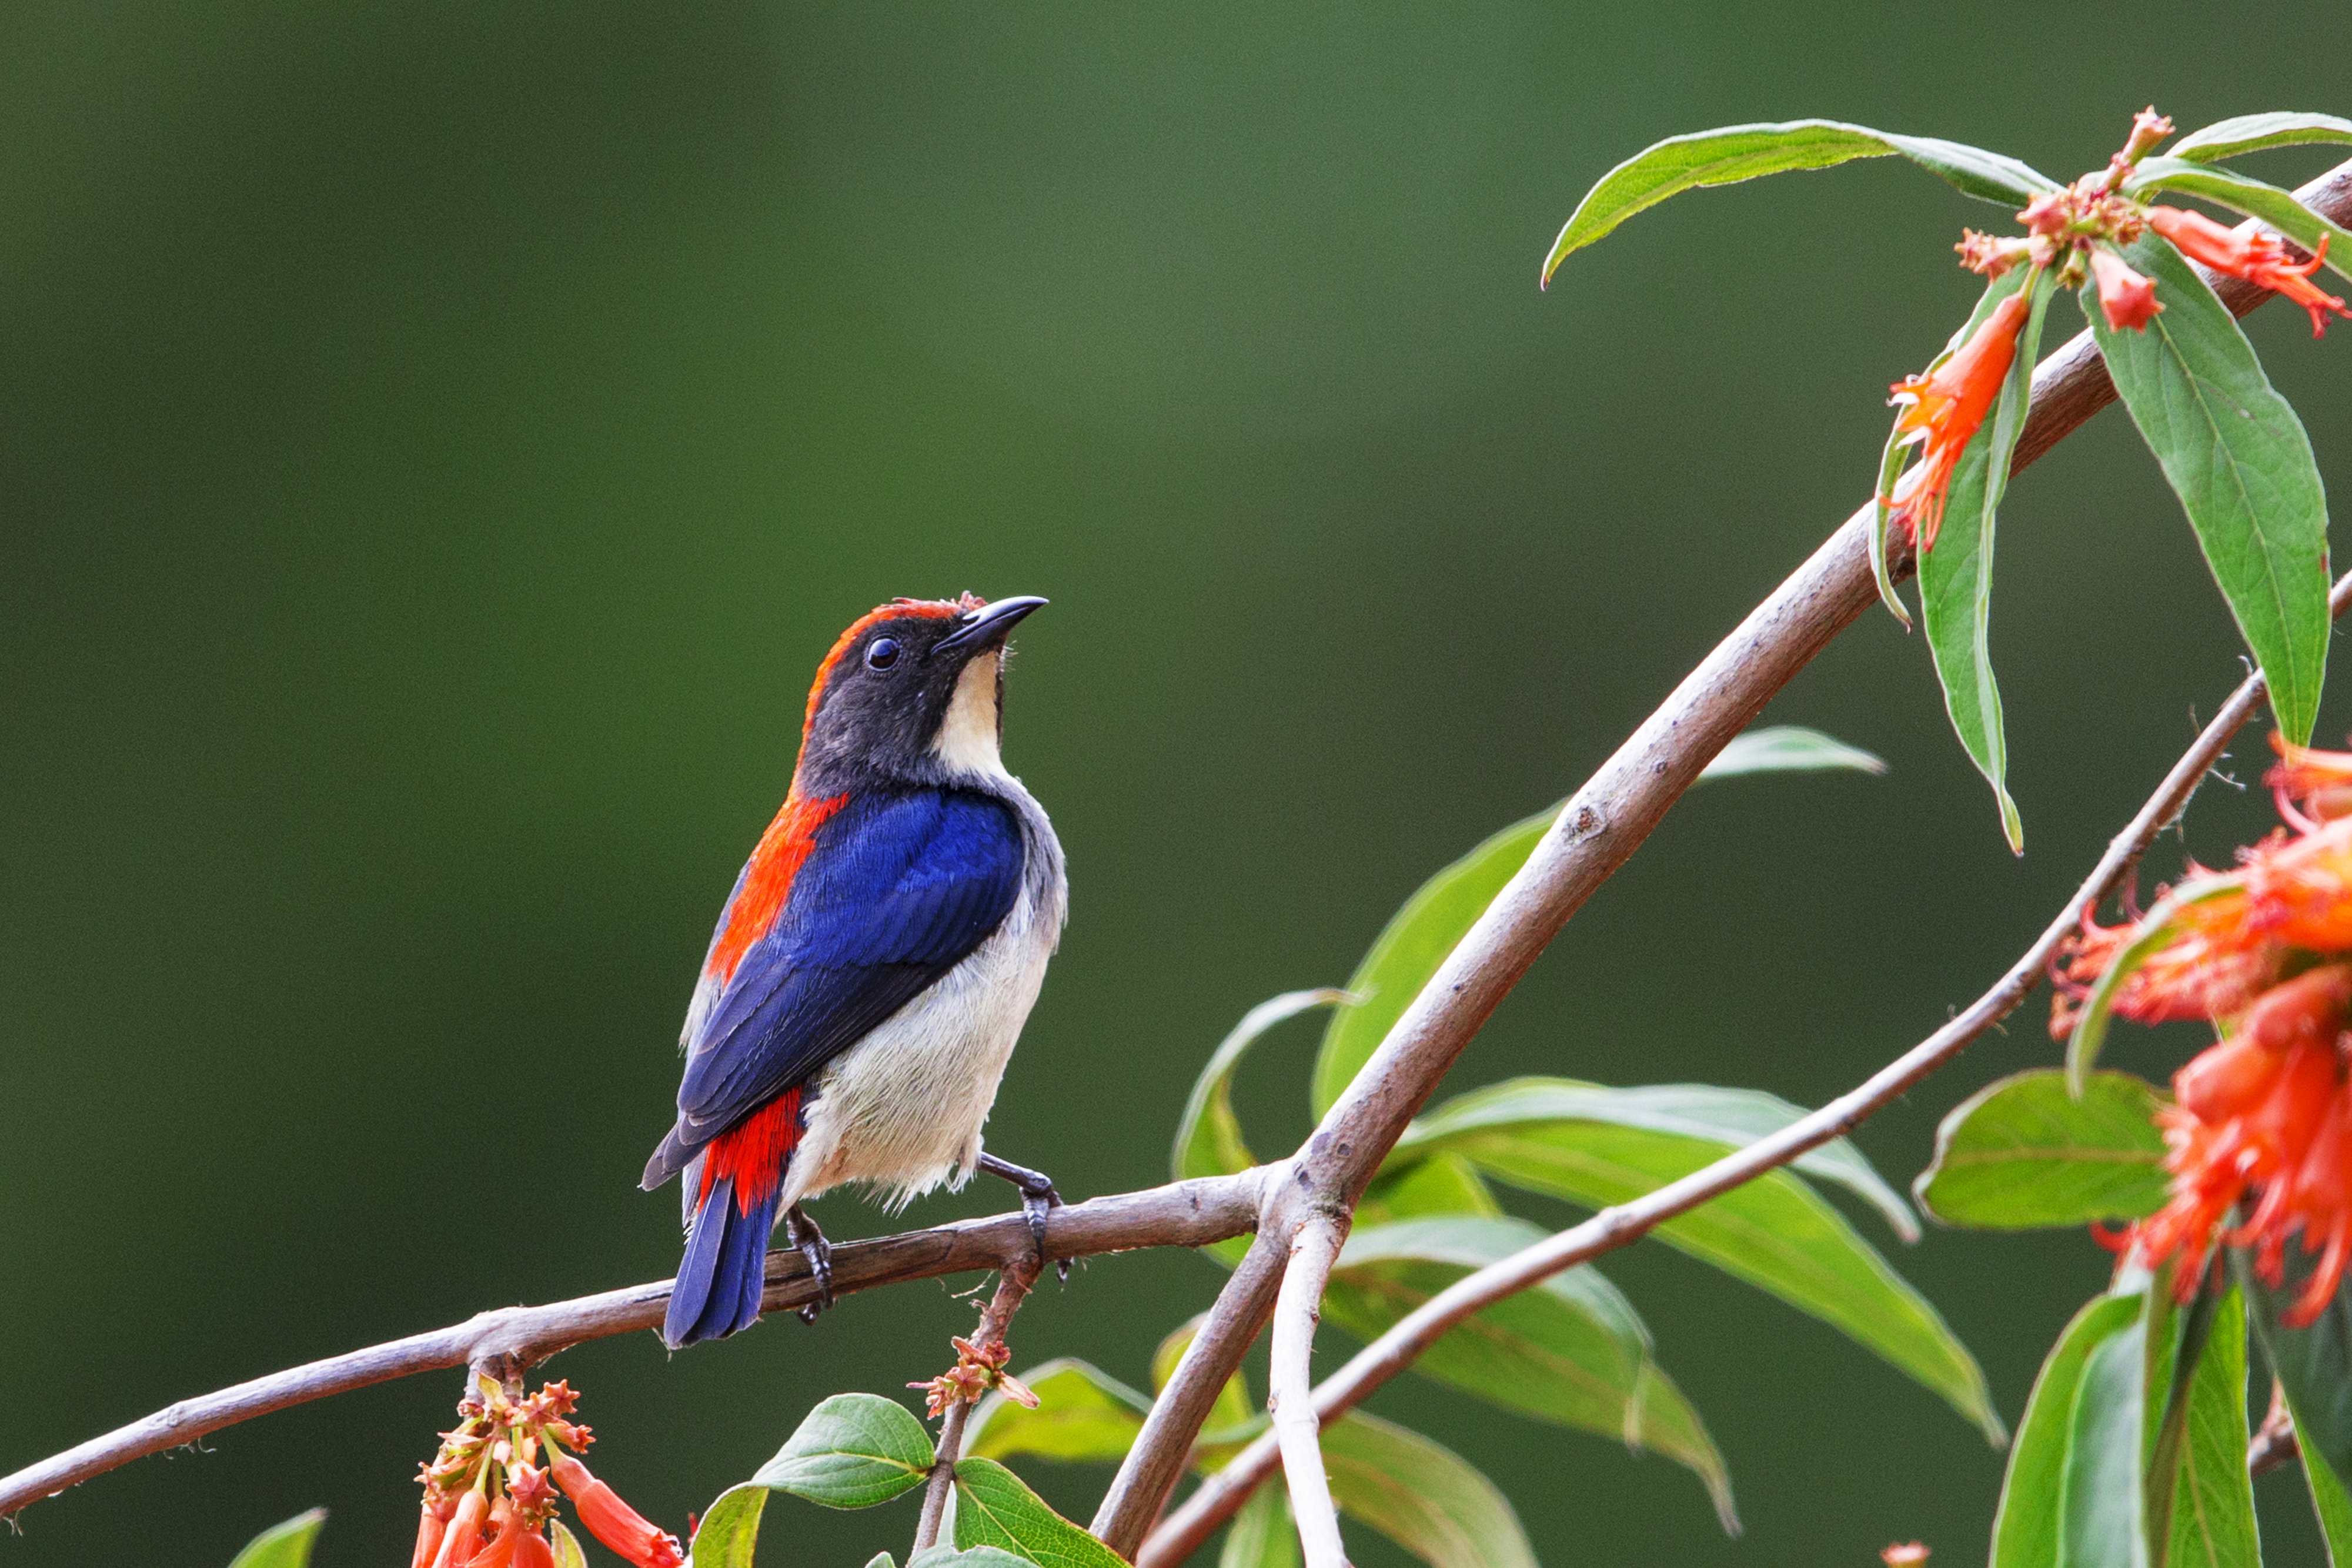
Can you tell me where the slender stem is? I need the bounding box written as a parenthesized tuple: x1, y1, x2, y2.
(913, 1261, 1041, 1556)
(1139, 564, 2352, 1567)
(1269, 1214, 1351, 1568)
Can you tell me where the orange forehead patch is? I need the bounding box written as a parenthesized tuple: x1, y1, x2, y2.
(801, 594, 986, 730)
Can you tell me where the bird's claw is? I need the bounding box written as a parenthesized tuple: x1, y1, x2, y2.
(978, 1152, 1068, 1281)
(785, 1203, 834, 1323)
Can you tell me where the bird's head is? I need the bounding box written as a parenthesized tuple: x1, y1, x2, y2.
(791, 593, 1048, 790)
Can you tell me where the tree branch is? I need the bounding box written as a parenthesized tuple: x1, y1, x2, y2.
(1090, 152, 2352, 1556)
(1269, 1213, 1351, 1567)
(1142, 561, 2352, 1566)
(914, 1258, 1043, 1556)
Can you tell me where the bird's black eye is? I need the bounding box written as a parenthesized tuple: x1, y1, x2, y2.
(864, 637, 901, 671)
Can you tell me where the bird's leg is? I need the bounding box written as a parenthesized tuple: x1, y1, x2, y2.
(977, 1152, 1068, 1281)
(783, 1203, 834, 1323)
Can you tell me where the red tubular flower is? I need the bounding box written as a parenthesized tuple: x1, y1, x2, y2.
(513, 1533, 556, 1568)
(432, 1491, 489, 1568)
(462, 1499, 524, 1568)
(550, 1453, 684, 1568)
(2269, 735, 2352, 824)
(2147, 205, 2352, 338)
(1885, 292, 2031, 552)
(413, 1498, 455, 1568)
(2090, 248, 2161, 332)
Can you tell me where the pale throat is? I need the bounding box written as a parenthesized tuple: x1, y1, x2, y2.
(931, 650, 1009, 778)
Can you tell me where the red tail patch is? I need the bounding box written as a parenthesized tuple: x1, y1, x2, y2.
(700, 1088, 804, 1214)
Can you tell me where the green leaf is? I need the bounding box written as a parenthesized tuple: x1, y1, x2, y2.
(2163, 1289, 2259, 1568)
(753, 1393, 936, 1509)
(1175, 989, 1350, 1182)
(1325, 1215, 1736, 1531)
(2237, 1239, 2352, 1498)
(225, 1510, 326, 1568)
(1355, 1151, 1504, 1228)
(1543, 121, 2058, 280)
(2064, 879, 2240, 1092)
(951, 1458, 1130, 1568)
(1873, 412, 1919, 626)
(1914, 1069, 2170, 1230)
(2125, 158, 2352, 285)
(1153, 1316, 1261, 1447)
(1919, 266, 2053, 853)
(1403, 1082, 2000, 1442)
(910, 1548, 1035, 1568)
(550, 1520, 590, 1568)
(1401, 1077, 1919, 1240)
(964, 1359, 1151, 1466)
(1219, 1480, 1302, 1568)
(2060, 1306, 2150, 1568)
(686, 1484, 769, 1568)
(1696, 724, 1888, 779)
(2295, 1397, 2352, 1566)
(2087, 230, 2332, 747)
(1320, 1411, 1538, 1568)
(2169, 112, 2352, 165)
(1994, 1293, 2144, 1567)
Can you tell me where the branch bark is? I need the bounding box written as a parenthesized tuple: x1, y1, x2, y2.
(1088, 152, 2352, 1557)
(1142, 561, 2352, 1566)
(1268, 1213, 1352, 1568)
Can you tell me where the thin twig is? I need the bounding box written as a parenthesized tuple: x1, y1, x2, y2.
(913, 1259, 1043, 1556)
(1138, 566, 2352, 1566)
(1268, 1214, 1352, 1568)
(0, 1171, 1267, 1522)
(1093, 152, 2352, 1557)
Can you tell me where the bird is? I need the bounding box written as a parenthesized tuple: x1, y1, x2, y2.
(642, 593, 1068, 1348)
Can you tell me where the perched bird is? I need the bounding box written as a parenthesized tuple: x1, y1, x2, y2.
(643, 593, 1068, 1347)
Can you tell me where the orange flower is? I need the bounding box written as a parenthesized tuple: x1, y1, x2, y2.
(431, 1490, 489, 1568)
(550, 1453, 685, 1568)
(2269, 734, 2352, 824)
(2089, 248, 2161, 332)
(1885, 291, 2031, 551)
(2147, 205, 2352, 339)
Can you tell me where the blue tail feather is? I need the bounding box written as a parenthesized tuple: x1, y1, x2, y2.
(666, 1177, 779, 1347)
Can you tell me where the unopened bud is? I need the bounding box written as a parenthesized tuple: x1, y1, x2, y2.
(2090, 248, 2161, 332)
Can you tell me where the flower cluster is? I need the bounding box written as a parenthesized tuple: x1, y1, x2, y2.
(908, 1335, 1040, 1419)
(2052, 739, 2352, 1324)
(413, 1379, 683, 1568)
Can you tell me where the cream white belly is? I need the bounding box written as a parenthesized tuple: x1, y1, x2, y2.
(780, 886, 1055, 1213)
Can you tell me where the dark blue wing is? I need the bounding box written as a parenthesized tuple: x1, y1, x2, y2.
(664, 788, 1025, 1161)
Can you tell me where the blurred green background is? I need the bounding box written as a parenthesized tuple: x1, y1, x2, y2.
(7, 3, 2352, 1563)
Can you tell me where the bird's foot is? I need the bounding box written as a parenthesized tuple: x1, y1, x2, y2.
(978, 1152, 1069, 1282)
(784, 1203, 834, 1323)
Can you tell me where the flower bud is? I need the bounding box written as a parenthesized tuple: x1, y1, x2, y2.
(2089, 248, 2161, 332)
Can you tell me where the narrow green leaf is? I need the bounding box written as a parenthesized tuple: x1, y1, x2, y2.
(550, 1520, 590, 1568)
(686, 1483, 769, 1568)
(1544, 121, 2058, 280)
(1153, 1316, 1259, 1447)
(225, 1510, 326, 1568)
(1355, 1151, 1504, 1228)
(2066, 879, 2240, 1093)
(2237, 1241, 2352, 1497)
(2125, 158, 2352, 285)
(752, 1393, 936, 1509)
(1321, 1412, 1538, 1568)
(951, 1458, 1130, 1567)
(1325, 1215, 1736, 1532)
(1175, 989, 1349, 1182)
(964, 1359, 1150, 1466)
(2060, 1310, 2150, 1568)
(1994, 1294, 2144, 1567)
(2087, 232, 2332, 747)
(2169, 112, 2352, 165)
(2162, 1290, 2259, 1568)
(2294, 1398, 2352, 1565)
(1914, 1069, 2169, 1230)
(1873, 414, 1918, 626)
(1401, 1077, 1919, 1241)
(910, 1547, 1034, 1568)
(1919, 266, 2052, 853)
(1404, 1085, 2000, 1442)
(1696, 724, 1888, 779)
(1220, 1479, 1302, 1568)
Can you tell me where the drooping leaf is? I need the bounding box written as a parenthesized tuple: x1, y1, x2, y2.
(1219, 1479, 1302, 1568)
(550, 1520, 590, 1568)
(225, 1510, 326, 1568)
(2067, 879, 2241, 1092)
(1402, 1086, 2001, 1442)
(1175, 989, 1351, 1182)
(1544, 121, 2058, 280)
(1355, 1150, 1504, 1228)
(1993, 1293, 2144, 1568)
(752, 1393, 936, 1509)
(1918, 266, 2053, 853)
(1320, 1411, 1539, 1568)
(686, 1483, 769, 1568)
(1325, 1215, 1735, 1531)
(2124, 158, 2352, 285)
(1873, 413, 1919, 626)
(1400, 1078, 1918, 1241)
(1154, 1315, 1261, 1449)
(1914, 1069, 2170, 1230)
(2169, 112, 2352, 166)
(2087, 232, 2332, 747)
(1695, 724, 1889, 779)
(2294, 1397, 2352, 1566)
(2237, 1241, 2352, 1497)
(964, 1359, 1150, 1466)
(951, 1458, 1130, 1568)
(2162, 1289, 2259, 1568)
(2059, 1307, 2150, 1568)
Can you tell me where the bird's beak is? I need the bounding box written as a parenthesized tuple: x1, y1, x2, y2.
(934, 595, 1048, 657)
